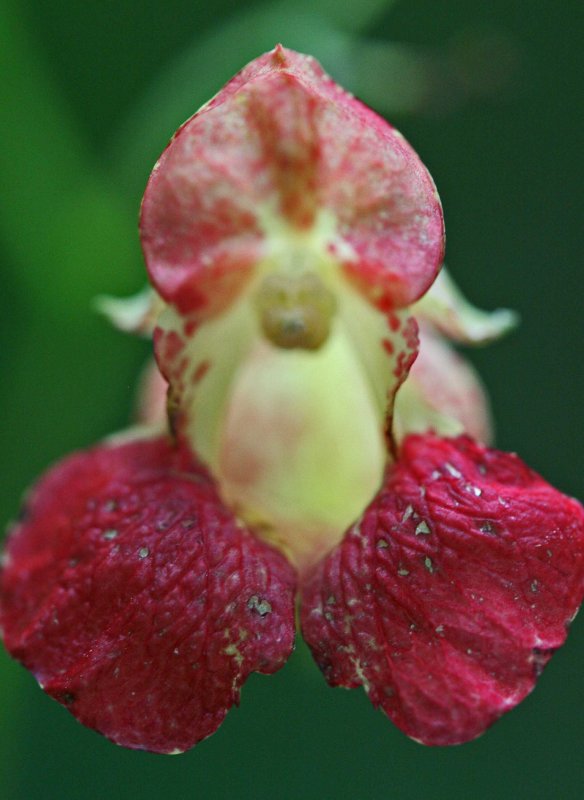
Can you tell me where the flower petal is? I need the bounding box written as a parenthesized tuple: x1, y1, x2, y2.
(412, 267, 518, 344)
(133, 359, 168, 425)
(95, 286, 164, 337)
(301, 433, 584, 746)
(140, 45, 443, 315)
(154, 294, 419, 574)
(394, 325, 494, 444)
(0, 437, 296, 754)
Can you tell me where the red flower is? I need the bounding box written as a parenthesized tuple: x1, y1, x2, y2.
(1, 46, 583, 754)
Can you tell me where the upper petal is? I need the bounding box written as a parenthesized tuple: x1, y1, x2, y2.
(140, 45, 444, 315)
(0, 437, 296, 754)
(301, 433, 584, 746)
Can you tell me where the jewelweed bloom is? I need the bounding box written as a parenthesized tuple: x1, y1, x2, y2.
(1, 46, 583, 754)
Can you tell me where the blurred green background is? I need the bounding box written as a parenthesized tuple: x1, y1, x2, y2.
(1, 0, 582, 798)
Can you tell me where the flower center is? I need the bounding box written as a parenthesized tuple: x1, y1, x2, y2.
(254, 271, 337, 351)
(156, 215, 414, 576)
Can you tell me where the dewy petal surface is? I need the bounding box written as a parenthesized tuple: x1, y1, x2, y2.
(0, 437, 296, 754)
(301, 433, 584, 746)
(140, 45, 444, 316)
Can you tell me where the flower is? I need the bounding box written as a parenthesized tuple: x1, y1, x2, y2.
(1, 46, 583, 754)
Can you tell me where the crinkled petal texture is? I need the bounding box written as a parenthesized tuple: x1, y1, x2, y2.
(140, 45, 443, 315)
(301, 433, 584, 746)
(0, 437, 296, 754)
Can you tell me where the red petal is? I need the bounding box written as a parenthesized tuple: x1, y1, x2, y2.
(140, 46, 443, 315)
(301, 433, 584, 746)
(0, 437, 296, 753)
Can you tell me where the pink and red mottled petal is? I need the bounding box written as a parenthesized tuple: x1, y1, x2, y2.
(301, 433, 584, 746)
(0, 437, 296, 754)
(140, 46, 443, 315)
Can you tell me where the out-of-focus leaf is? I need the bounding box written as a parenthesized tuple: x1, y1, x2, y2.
(352, 40, 432, 114)
(354, 27, 522, 117)
(0, 0, 140, 315)
(304, 0, 396, 31)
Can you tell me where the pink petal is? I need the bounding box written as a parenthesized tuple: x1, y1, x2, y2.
(133, 359, 168, 425)
(394, 325, 494, 444)
(0, 437, 296, 753)
(140, 45, 443, 315)
(301, 433, 584, 746)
